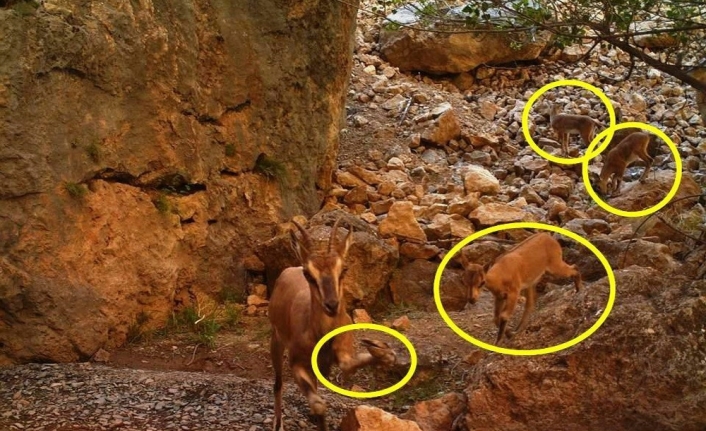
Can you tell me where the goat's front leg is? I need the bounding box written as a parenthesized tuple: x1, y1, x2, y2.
(333, 332, 395, 380)
(290, 361, 327, 431)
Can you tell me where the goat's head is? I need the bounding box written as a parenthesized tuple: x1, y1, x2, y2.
(290, 218, 352, 317)
(588, 171, 608, 196)
(460, 254, 485, 305)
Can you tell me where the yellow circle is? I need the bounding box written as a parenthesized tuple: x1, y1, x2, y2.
(581, 122, 683, 218)
(311, 323, 418, 399)
(522, 79, 616, 165)
(433, 222, 616, 356)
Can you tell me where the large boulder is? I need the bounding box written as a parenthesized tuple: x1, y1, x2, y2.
(379, 7, 553, 74)
(606, 171, 700, 212)
(403, 392, 467, 431)
(341, 405, 422, 431)
(390, 259, 468, 312)
(0, 0, 359, 364)
(379, 201, 428, 243)
(462, 267, 706, 431)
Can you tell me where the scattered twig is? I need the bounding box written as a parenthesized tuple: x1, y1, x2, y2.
(186, 343, 201, 366)
(398, 97, 413, 126)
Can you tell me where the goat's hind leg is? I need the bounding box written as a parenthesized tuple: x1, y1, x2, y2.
(271, 331, 285, 431)
(495, 291, 519, 345)
(511, 285, 536, 338)
(548, 258, 583, 292)
(638, 152, 654, 183)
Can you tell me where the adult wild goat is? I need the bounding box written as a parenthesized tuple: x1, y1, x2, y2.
(268, 218, 396, 431)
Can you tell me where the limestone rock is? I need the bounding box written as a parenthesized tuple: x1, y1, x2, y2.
(352, 309, 373, 324)
(607, 171, 700, 213)
(390, 260, 467, 312)
(515, 155, 549, 174)
(348, 166, 382, 186)
(387, 157, 406, 171)
(344, 185, 370, 205)
(403, 393, 466, 431)
(449, 216, 475, 239)
(0, 0, 359, 364)
(469, 203, 528, 226)
(420, 109, 462, 146)
(447, 194, 480, 217)
(425, 213, 453, 241)
(632, 21, 679, 49)
(561, 45, 589, 62)
(247, 295, 268, 307)
(478, 99, 498, 121)
(379, 25, 552, 74)
(371, 198, 395, 215)
(563, 219, 611, 236)
(399, 242, 441, 260)
(548, 174, 574, 199)
(392, 315, 411, 331)
(382, 94, 408, 112)
(379, 201, 427, 243)
(341, 406, 422, 431)
(463, 166, 500, 195)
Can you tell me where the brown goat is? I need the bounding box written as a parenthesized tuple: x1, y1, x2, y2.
(549, 104, 603, 156)
(269, 219, 396, 431)
(461, 233, 583, 344)
(596, 131, 653, 196)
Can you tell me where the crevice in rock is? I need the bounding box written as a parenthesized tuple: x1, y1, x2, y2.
(220, 168, 242, 177)
(224, 99, 251, 114)
(37, 67, 88, 80)
(207, 219, 217, 225)
(180, 217, 195, 225)
(180, 109, 222, 126)
(93, 168, 137, 185)
(197, 114, 220, 125)
(90, 169, 206, 196)
(148, 173, 206, 196)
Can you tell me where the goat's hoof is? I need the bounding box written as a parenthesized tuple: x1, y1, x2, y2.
(310, 398, 326, 416)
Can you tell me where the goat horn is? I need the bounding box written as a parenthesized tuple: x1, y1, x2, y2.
(328, 216, 344, 252)
(291, 219, 312, 250)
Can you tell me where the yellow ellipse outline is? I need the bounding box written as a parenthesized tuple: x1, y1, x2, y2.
(311, 323, 418, 399)
(522, 79, 616, 165)
(581, 122, 683, 218)
(433, 222, 616, 356)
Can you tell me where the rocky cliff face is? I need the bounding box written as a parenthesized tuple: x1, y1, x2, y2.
(0, 0, 359, 364)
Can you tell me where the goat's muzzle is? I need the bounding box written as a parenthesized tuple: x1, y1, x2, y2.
(323, 300, 339, 316)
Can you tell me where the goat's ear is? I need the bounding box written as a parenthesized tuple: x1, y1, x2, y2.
(336, 226, 353, 259)
(290, 229, 309, 264)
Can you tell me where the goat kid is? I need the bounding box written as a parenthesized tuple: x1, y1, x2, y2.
(461, 233, 583, 344)
(549, 104, 603, 156)
(269, 219, 396, 431)
(596, 131, 653, 196)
